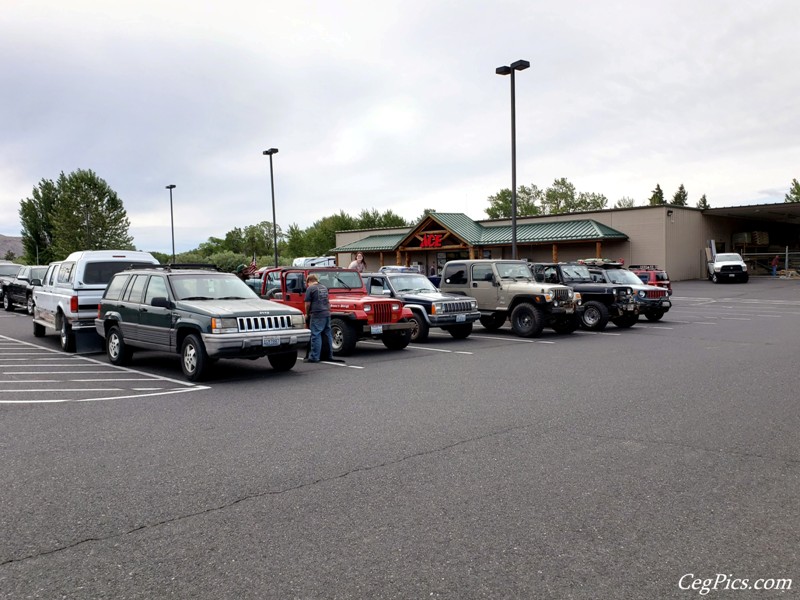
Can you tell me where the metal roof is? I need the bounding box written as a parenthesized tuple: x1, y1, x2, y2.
(333, 214, 627, 252)
(332, 233, 406, 252)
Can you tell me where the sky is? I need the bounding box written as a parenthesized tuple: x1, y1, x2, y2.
(1, 0, 799, 255)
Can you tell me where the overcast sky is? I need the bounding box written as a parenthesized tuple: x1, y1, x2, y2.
(2, 0, 798, 254)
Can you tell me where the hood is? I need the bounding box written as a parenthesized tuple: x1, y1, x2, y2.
(397, 290, 467, 302)
(177, 297, 301, 316)
(499, 280, 571, 295)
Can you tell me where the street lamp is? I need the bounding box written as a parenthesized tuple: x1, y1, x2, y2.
(262, 148, 279, 268)
(165, 184, 176, 263)
(496, 59, 530, 260)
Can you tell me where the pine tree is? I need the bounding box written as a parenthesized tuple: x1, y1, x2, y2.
(696, 194, 710, 209)
(672, 184, 688, 206)
(648, 184, 665, 206)
(785, 178, 800, 203)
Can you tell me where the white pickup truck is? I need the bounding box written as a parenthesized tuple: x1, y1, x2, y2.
(33, 250, 159, 352)
(707, 252, 749, 283)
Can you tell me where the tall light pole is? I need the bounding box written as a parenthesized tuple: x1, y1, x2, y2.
(165, 184, 176, 263)
(262, 148, 279, 267)
(496, 59, 530, 260)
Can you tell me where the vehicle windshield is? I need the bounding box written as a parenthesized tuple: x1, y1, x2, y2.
(0, 265, 20, 276)
(561, 264, 592, 282)
(603, 269, 643, 285)
(390, 274, 437, 293)
(31, 267, 48, 280)
(315, 270, 363, 290)
(716, 253, 743, 262)
(171, 274, 258, 300)
(496, 262, 533, 280)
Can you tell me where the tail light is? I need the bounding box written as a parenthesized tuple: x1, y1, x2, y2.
(70, 296, 79, 313)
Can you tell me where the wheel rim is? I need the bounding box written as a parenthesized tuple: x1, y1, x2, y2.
(331, 326, 343, 352)
(108, 333, 120, 360)
(60, 321, 68, 345)
(584, 306, 600, 326)
(3, 296, 8, 309)
(27, 297, 34, 315)
(409, 317, 421, 340)
(183, 343, 197, 373)
(516, 311, 532, 329)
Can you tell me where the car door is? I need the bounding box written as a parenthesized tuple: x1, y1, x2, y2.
(10, 267, 28, 304)
(469, 263, 500, 308)
(118, 274, 148, 342)
(138, 275, 173, 350)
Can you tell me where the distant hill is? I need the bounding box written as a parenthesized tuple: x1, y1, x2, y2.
(0, 234, 24, 261)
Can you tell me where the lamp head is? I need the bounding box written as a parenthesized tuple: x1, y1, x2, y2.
(495, 65, 512, 76)
(262, 148, 279, 156)
(510, 59, 530, 71)
(166, 184, 176, 190)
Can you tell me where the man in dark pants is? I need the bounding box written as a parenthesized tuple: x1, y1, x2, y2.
(304, 273, 333, 363)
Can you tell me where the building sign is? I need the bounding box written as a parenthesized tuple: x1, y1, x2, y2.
(419, 233, 444, 248)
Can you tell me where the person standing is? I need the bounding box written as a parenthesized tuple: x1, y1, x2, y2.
(771, 254, 780, 277)
(304, 273, 333, 363)
(349, 252, 367, 272)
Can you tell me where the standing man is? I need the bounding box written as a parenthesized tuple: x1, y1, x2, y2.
(771, 254, 780, 277)
(304, 273, 333, 363)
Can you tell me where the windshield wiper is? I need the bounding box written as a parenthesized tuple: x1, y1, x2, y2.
(181, 296, 211, 300)
(334, 276, 352, 289)
(218, 296, 247, 300)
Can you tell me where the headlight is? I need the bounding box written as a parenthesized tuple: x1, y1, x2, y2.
(363, 304, 372, 312)
(392, 303, 401, 311)
(743, 264, 748, 271)
(470, 300, 478, 310)
(211, 317, 238, 334)
(291, 314, 305, 328)
(638, 290, 647, 298)
(544, 293, 553, 302)
(573, 292, 581, 301)
(431, 302, 443, 314)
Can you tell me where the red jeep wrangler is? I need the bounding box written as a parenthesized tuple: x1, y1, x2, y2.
(261, 267, 415, 355)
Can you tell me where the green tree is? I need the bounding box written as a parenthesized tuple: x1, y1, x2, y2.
(648, 184, 665, 206)
(356, 209, 408, 229)
(541, 178, 577, 215)
(303, 211, 359, 256)
(18, 177, 59, 264)
(196, 236, 226, 256)
(785, 178, 800, 203)
(4, 251, 17, 261)
(485, 185, 541, 218)
(284, 224, 307, 258)
(575, 191, 608, 212)
(414, 208, 437, 224)
(50, 169, 134, 258)
(672, 184, 688, 206)
(696, 194, 710, 209)
(615, 196, 636, 208)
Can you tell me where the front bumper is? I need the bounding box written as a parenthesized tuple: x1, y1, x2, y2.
(360, 321, 415, 336)
(428, 311, 481, 327)
(201, 328, 311, 358)
(635, 298, 671, 313)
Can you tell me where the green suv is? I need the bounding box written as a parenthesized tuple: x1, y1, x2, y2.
(95, 266, 310, 381)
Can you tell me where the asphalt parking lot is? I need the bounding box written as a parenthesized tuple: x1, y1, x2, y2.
(0, 277, 798, 599)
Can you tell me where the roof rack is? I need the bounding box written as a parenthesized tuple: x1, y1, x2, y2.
(162, 263, 221, 271)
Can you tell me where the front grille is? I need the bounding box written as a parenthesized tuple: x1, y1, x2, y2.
(720, 265, 744, 273)
(237, 315, 293, 332)
(441, 300, 473, 313)
(552, 288, 571, 302)
(645, 289, 667, 299)
(371, 303, 393, 324)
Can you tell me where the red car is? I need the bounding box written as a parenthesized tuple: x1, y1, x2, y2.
(628, 265, 672, 294)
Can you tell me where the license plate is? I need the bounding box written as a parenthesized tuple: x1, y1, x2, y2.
(627, 304, 635, 311)
(728, 274, 735, 278)
(456, 314, 466, 323)
(566, 307, 574, 313)
(662, 301, 671, 307)
(370, 325, 383, 334)
(262, 337, 280, 347)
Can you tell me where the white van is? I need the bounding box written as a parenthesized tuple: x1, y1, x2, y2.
(291, 256, 336, 267)
(33, 250, 160, 352)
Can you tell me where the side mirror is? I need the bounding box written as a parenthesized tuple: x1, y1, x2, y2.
(31, 279, 42, 286)
(382, 289, 392, 296)
(151, 297, 173, 309)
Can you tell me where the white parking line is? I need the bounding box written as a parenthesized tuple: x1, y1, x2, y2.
(3, 370, 125, 374)
(471, 334, 556, 344)
(0, 388, 120, 393)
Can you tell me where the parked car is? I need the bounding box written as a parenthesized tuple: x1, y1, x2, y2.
(529, 262, 637, 331)
(628, 265, 672, 293)
(3, 265, 48, 315)
(95, 265, 310, 381)
(0, 262, 21, 300)
(585, 263, 671, 322)
(260, 267, 414, 355)
(362, 271, 479, 341)
(706, 253, 749, 283)
(439, 259, 582, 337)
(33, 250, 160, 352)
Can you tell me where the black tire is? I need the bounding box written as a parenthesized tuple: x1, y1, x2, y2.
(3, 294, 13, 312)
(382, 327, 412, 351)
(645, 309, 665, 322)
(26, 294, 35, 316)
(181, 333, 209, 381)
(106, 325, 132, 366)
(551, 317, 579, 334)
(711, 273, 719, 283)
(510, 303, 545, 337)
(59, 316, 75, 352)
(330, 317, 358, 356)
(268, 351, 298, 371)
(33, 321, 45, 337)
(408, 311, 430, 342)
(446, 323, 473, 339)
(612, 314, 638, 329)
(479, 313, 505, 331)
(741, 274, 749, 283)
(580, 301, 609, 331)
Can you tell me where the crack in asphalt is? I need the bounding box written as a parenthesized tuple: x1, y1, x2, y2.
(2, 421, 796, 568)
